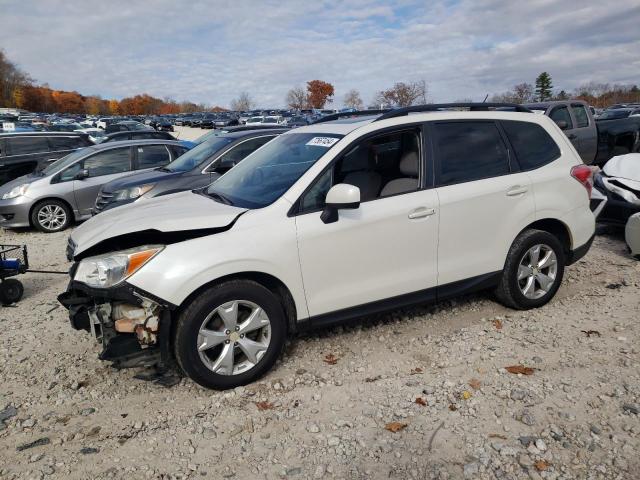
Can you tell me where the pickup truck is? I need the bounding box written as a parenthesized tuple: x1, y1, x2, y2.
(523, 100, 640, 165)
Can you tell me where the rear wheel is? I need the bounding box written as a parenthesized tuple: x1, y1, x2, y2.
(495, 229, 565, 309)
(31, 199, 72, 233)
(174, 280, 287, 389)
(0, 279, 24, 305)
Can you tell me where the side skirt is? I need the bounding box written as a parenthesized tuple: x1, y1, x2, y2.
(296, 271, 502, 333)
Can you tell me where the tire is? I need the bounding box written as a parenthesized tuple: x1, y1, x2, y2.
(0, 279, 24, 305)
(494, 229, 565, 310)
(174, 280, 287, 389)
(31, 199, 72, 233)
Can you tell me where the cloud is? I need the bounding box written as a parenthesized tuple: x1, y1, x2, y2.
(0, 0, 638, 108)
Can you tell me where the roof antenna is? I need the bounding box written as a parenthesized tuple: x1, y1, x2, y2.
(482, 94, 489, 103)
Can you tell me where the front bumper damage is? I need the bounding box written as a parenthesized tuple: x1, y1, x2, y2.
(58, 281, 175, 370)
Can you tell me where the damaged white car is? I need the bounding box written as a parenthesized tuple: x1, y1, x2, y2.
(59, 105, 596, 389)
(592, 153, 640, 225)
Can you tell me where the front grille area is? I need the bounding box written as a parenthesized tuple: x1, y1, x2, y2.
(93, 191, 115, 213)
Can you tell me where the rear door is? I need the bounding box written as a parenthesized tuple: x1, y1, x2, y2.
(72, 146, 133, 215)
(549, 105, 587, 160)
(568, 103, 597, 164)
(433, 121, 535, 286)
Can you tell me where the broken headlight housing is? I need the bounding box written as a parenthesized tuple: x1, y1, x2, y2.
(74, 245, 163, 288)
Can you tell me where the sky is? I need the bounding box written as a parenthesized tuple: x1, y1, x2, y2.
(1, 0, 639, 108)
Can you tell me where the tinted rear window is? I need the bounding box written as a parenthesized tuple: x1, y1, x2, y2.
(434, 122, 510, 185)
(7, 137, 49, 155)
(501, 121, 560, 170)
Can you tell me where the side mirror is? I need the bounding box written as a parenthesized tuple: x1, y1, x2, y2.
(320, 184, 360, 224)
(74, 169, 89, 180)
(555, 120, 568, 130)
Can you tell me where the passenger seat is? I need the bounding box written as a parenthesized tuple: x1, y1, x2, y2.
(380, 151, 419, 197)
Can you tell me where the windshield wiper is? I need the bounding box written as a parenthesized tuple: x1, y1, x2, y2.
(156, 166, 172, 172)
(207, 191, 234, 206)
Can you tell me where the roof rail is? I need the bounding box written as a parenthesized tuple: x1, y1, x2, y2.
(310, 109, 391, 125)
(374, 103, 532, 122)
(222, 125, 290, 133)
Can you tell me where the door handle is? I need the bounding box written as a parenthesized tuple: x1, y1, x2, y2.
(408, 207, 436, 219)
(567, 134, 577, 140)
(506, 186, 528, 196)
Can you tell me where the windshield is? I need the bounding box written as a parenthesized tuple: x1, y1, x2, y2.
(41, 148, 88, 175)
(194, 129, 229, 145)
(205, 132, 343, 208)
(164, 136, 233, 172)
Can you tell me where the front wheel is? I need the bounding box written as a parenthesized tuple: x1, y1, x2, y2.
(31, 199, 72, 233)
(495, 229, 565, 309)
(174, 280, 287, 389)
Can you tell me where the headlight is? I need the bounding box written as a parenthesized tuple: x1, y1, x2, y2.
(2, 184, 30, 200)
(113, 184, 155, 201)
(74, 245, 163, 288)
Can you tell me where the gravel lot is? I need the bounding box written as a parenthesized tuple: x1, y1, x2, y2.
(1, 139, 639, 479)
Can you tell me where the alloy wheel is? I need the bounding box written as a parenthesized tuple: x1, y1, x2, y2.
(37, 204, 67, 231)
(517, 244, 558, 300)
(197, 300, 271, 376)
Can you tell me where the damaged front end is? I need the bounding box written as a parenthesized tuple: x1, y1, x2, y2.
(58, 282, 174, 369)
(593, 153, 640, 225)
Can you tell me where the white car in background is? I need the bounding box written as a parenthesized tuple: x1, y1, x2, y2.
(75, 128, 106, 144)
(261, 115, 286, 126)
(60, 104, 596, 390)
(244, 116, 264, 126)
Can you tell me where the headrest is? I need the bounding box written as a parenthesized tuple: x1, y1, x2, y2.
(399, 151, 418, 176)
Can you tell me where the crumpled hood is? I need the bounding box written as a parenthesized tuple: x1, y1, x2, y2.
(603, 154, 640, 182)
(70, 190, 247, 257)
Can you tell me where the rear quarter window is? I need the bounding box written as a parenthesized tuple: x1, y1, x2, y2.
(501, 121, 561, 170)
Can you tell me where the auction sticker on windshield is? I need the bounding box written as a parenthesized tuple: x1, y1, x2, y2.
(306, 137, 339, 147)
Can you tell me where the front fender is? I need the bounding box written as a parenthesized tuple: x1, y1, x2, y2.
(126, 214, 309, 319)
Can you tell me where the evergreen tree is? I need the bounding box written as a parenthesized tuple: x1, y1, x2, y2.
(535, 72, 553, 101)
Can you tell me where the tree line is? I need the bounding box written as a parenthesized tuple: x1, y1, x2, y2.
(3, 49, 638, 115)
(491, 72, 640, 107)
(1, 50, 224, 115)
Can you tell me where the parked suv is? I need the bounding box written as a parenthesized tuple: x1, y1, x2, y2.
(92, 128, 286, 213)
(59, 105, 595, 389)
(0, 139, 189, 232)
(0, 132, 93, 186)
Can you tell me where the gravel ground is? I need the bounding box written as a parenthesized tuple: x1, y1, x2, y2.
(1, 146, 639, 479)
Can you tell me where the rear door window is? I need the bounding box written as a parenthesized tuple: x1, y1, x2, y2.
(571, 104, 590, 128)
(136, 145, 171, 169)
(549, 106, 574, 129)
(501, 121, 560, 170)
(49, 136, 85, 151)
(83, 147, 131, 177)
(434, 122, 510, 186)
(7, 137, 50, 155)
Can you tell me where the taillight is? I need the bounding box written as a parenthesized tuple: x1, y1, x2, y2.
(571, 165, 593, 198)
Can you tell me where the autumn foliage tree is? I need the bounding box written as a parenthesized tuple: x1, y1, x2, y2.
(306, 80, 334, 108)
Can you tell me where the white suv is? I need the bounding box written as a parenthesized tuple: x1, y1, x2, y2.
(59, 104, 596, 389)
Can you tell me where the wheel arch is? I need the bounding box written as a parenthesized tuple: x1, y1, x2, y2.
(28, 196, 75, 228)
(518, 218, 572, 257)
(176, 271, 299, 334)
